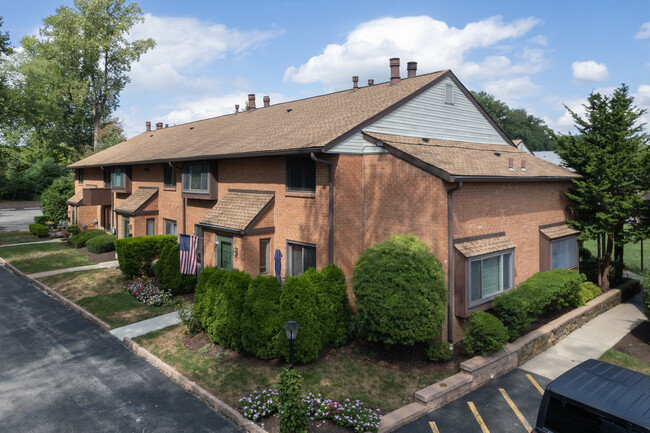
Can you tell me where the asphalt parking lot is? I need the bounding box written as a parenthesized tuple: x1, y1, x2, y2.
(0, 207, 42, 231)
(400, 369, 551, 433)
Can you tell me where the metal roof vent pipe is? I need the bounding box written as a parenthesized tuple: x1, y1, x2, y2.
(368, 79, 374, 86)
(389, 57, 401, 85)
(352, 76, 359, 91)
(145, 121, 151, 132)
(407, 61, 417, 78)
(248, 94, 256, 111)
(263, 96, 270, 107)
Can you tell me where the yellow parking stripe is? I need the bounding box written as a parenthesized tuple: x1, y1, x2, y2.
(499, 388, 533, 432)
(429, 421, 440, 433)
(467, 402, 490, 433)
(526, 374, 545, 395)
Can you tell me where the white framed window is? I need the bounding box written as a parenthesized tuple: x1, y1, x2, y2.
(287, 241, 316, 276)
(182, 163, 209, 193)
(164, 219, 177, 235)
(468, 249, 513, 307)
(552, 236, 578, 270)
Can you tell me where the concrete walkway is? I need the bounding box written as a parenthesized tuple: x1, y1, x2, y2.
(522, 291, 646, 380)
(27, 260, 119, 279)
(110, 312, 181, 339)
(0, 239, 62, 248)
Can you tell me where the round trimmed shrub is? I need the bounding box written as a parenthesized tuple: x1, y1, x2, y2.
(154, 243, 197, 295)
(206, 269, 251, 351)
(64, 224, 80, 237)
(463, 311, 509, 357)
(353, 234, 446, 345)
(41, 176, 74, 224)
(425, 340, 453, 362)
(69, 229, 106, 248)
(193, 267, 225, 328)
(114, 234, 177, 277)
(33, 215, 49, 225)
(86, 234, 116, 254)
(28, 223, 49, 237)
(240, 275, 283, 359)
(578, 281, 601, 305)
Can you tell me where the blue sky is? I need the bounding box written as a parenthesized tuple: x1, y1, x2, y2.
(3, 0, 650, 139)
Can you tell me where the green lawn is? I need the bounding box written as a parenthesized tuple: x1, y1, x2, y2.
(0, 242, 91, 273)
(135, 326, 451, 412)
(583, 238, 649, 275)
(0, 231, 42, 246)
(599, 349, 650, 375)
(38, 269, 177, 328)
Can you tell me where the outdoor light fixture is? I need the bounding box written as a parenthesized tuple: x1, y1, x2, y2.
(282, 320, 301, 369)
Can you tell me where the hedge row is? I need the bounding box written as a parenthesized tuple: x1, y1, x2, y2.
(69, 229, 106, 248)
(194, 264, 351, 363)
(115, 235, 178, 277)
(154, 243, 197, 295)
(33, 215, 49, 225)
(494, 269, 585, 340)
(28, 223, 49, 237)
(86, 235, 116, 254)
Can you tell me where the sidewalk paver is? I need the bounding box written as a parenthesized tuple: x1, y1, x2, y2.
(27, 260, 119, 279)
(110, 311, 181, 339)
(521, 292, 645, 380)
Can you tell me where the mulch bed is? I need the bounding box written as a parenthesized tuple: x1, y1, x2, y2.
(611, 320, 650, 363)
(69, 244, 117, 264)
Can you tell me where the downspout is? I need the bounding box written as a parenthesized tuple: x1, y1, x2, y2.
(310, 152, 333, 264)
(361, 144, 372, 252)
(446, 181, 463, 346)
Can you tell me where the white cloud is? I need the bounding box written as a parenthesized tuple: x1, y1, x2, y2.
(635, 22, 650, 39)
(571, 60, 609, 83)
(528, 35, 548, 46)
(483, 76, 540, 101)
(284, 15, 545, 88)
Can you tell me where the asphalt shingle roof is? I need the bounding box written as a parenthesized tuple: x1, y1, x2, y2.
(540, 224, 579, 240)
(66, 191, 84, 205)
(199, 190, 274, 232)
(115, 187, 158, 215)
(455, 235, 516, 258)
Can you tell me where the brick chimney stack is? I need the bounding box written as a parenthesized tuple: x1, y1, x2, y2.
(390, 58, 401, 85)
(156, 122, 163, 130)
(235, 104, 239, 114)
(368, 79, 374, 86)
(407, 61, 417, 78)
(248, 94, 256, 111)
(145, 121, 151, 132)
(263, 96, 270, 107)
(352, 76, 359, 91)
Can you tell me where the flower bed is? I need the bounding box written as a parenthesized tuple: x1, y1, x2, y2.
(125, 275, 172, 306)
(239, 389, 382, 433)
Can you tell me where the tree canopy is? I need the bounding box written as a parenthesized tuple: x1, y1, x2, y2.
(471, 91, 555, 151)
(556, 84, 649, 290)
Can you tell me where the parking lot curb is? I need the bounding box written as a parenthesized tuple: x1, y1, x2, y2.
(123, 336, 268, 433)
(377, 279, 640, 433)
(0, 257, 112, 331)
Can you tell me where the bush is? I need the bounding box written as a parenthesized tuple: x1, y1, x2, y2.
(1, 169, 37, 200)
(353, 234, 446, 345)
(240, 275, 283, 359)
(579, 246, 598, 284)
(463, 311, 509, 357)
(69, 229, 106, 248)
(114, 234, 177, 277)
(315, 264, 351, 347)
(41, 176, 74, 223)
(494, 269, 585, 340)
(64, 224, 81, 237)
(205, 269, 251, 351)
(33, 215, 49, 225)
(578, 281, 601, 305)
(86, 235, 116, 254)
(154, 243, 197, 295)
(28, 223, 49, 237)
(425, 340, 453, 362)
(177, 300, 202, 336)
(193, 267, 226, 329)
(277, 369, 308, 433)
(642, 271, 650, 320)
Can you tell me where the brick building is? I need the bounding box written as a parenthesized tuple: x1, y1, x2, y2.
(67, 59, 579, 342)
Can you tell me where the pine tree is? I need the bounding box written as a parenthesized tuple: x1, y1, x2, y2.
(556, 84, 649, 290)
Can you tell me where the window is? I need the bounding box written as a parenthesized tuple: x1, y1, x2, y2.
(195, 225, 203, 264)
(164, 219, 177, 235)
(123, 216, 131, 238)
(146, 219, 155, 236)
(111, 167, 124, 187)
(182, 163, 209, 193)
(286, 156, 315, 192)
(552, 236, 578, 270)
(164, 164, 176, 188)
(288, 241, 316, 276)
(468, 250, 513, 307)
(445, 83, 454, 104)
(260, 238, 270, 274)
(78, 169, 84, 184)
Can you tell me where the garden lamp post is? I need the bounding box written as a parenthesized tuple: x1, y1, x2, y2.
(282, 321, 301, 370)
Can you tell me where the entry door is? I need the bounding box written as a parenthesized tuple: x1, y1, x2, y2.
(217, 235, 233, 270)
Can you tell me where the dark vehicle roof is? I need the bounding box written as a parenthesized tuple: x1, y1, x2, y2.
(546, 359, 650, 428)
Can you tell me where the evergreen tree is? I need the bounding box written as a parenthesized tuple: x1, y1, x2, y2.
(556, 84, 649, 290)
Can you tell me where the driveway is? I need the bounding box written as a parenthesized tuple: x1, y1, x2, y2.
(0, 265, 242, 433)
(400, 369, 551, 433)
(0, 207, 42, 231)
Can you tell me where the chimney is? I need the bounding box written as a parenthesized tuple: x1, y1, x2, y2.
(368, 79, 374, 86)
(521, 160, 526, 170)
(390, 58, 401, 85)
(263, 96, 270, 107)
(352, 76, 359, 91)
(165, 124, 169, 128)
(407, 61, 417, 78)
(235, 104, 239, 114)
(156, 122, 163, 130)
(248, 94, 256, 111)
(145, 121, 151, 132)
(509, 157, 514, 170)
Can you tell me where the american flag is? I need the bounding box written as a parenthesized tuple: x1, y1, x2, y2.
(179, 234, 199, 274)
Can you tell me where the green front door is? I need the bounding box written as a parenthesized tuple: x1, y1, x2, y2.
(217, 235, 233, 270)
